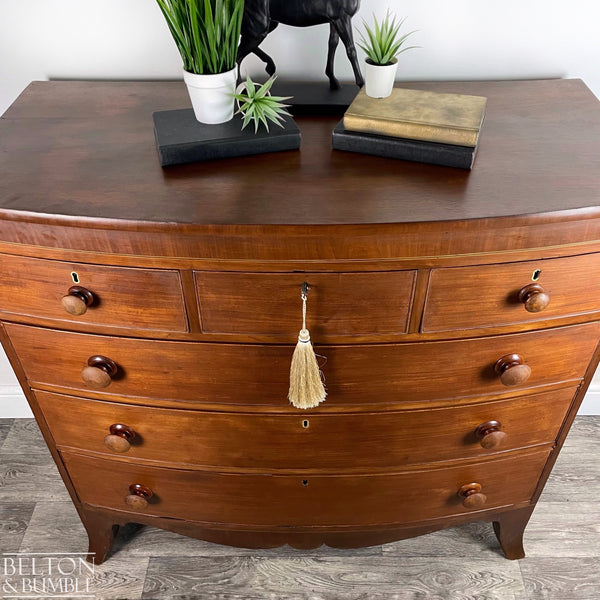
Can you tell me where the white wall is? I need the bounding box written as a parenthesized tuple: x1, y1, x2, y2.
(1, 0, 600, 114)
(1, 0, 599, 416)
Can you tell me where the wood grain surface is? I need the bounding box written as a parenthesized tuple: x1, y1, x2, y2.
(0, 253, 188, 332)
(423, 252, 600, 332)
(5, 321, 598, 407)
(1, 80, 599, 226)
(61, 447, 550, 528)
(195, 270, 416, 337)
(36, 387, 574, 471)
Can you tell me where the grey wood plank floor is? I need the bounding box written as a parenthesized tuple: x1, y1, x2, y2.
(0, 417, 598, 600)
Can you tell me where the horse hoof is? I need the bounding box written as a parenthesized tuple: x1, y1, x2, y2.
(329, 79, 341, 91)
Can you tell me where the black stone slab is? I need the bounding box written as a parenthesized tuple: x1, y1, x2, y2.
(271, 81, 360, 115)
(332, 121, 478, 170)
(153, 110, 301, 167)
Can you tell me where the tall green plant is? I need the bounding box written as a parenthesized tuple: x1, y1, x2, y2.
(156, 0, 244, 74)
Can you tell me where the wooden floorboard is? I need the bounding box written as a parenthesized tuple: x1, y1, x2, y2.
(0, 416, 598, 600)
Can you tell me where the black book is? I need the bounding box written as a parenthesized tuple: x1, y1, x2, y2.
(153, 109, 301, 167)
(332, 121, 478, 169)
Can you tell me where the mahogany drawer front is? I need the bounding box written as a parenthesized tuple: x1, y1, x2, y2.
(7, 322, 599, 406)
(422, 253, 600, 332)
(38, 388, 575, 470)
(62, 448, 550, 527)
(0, 253, 188, 332)
(195, 270, 417, 337)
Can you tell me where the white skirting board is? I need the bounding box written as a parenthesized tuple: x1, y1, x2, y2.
(0, 386, 33, 418)
(1, 384, 600, 418)
(578, 386, 600, 415)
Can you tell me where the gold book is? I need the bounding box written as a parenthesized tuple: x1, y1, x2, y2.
(343, 87, 487, 147)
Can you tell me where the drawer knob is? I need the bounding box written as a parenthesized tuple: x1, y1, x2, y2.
(475, 420, 507, 449)
(81, 355, 118, 388)
(61, 286, 95, 316)
(494, 354, 531, 387)
(458, 483, 487, 508)
(104, 423, 136, 453)
(124, 483, 153, 510)
(518, 283, 550, 313)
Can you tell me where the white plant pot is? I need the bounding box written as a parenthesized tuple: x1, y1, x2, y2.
(364, 59, 398, 99)
(183, 68, 236, 125)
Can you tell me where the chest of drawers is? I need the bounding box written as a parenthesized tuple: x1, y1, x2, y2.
(0, 79, 599, 563)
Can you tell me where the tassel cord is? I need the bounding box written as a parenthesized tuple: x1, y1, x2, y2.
(299, 289, 309, 341)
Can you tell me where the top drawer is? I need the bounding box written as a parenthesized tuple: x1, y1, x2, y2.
(195, 270, 416, 338)
(422, 253, 600, 332)
(0, 254, 188, 332)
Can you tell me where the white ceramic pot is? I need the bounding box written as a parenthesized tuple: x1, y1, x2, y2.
(364, 59, 398, 99)
(183, 68, 236, 124)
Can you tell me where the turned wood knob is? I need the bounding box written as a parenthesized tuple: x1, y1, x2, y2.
(104, 423, 136, 453)
(475, 420, 507, 449)
(81, 355, 118, 388)
(494, 354, 531, 387)
(61, 286, 95, 316)
(124, 483, 153, 510)
(458, 483, 487, 508)
(518, 283, 550, 313)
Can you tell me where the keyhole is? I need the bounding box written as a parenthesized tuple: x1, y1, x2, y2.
(302, 420, 309, 429)
(71, 272, 80, 283)
(532, 269, 541, 281)
(301, 479, 309, 486)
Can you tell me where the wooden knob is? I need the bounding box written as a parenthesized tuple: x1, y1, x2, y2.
(81, 355, 118, 389)
(104, 423, 136, 453)
(518, 283, 550, 313)
(475, 420, 507, 449)
(458, 483, 487, 508)
(494, 354, 531, 387)
(61, 286, 94, 316)
(124, 483, 153, 510)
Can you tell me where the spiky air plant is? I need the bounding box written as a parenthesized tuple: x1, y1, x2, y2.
(234, 76, 292, 133)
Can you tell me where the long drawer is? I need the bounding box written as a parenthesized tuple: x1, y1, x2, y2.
(62, 448, 551, 527)
(0, 253, 188, 332)
(7, 322, 599, 407)
(38, 388, 574, 470)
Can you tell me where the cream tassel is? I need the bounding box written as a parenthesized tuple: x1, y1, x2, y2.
(288, 283, 327, 409)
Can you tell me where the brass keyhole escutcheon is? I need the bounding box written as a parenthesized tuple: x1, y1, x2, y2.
(302, 419, 309, 428)
(71, 271, 80, 284)
(531, 269, 542, 281)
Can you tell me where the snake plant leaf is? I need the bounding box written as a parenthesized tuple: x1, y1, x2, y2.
(155, 0, 244, 75)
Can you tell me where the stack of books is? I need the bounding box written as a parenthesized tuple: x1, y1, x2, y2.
(332, 87, 487, 169)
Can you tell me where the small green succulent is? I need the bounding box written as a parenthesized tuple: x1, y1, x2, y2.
(358, 12, 418, 66)
(234, 76, 292, 133)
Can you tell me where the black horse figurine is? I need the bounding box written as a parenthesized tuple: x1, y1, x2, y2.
(237, 0, 364, 90)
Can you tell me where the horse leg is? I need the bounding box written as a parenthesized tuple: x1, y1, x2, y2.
(325, 23, 341, 90)
(252, 47, 277, 77)
(259, 21, 279, 76)
(333, 13, 364, 87)
(237, 33, 264, 81)
(237, 23, 278, 80)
